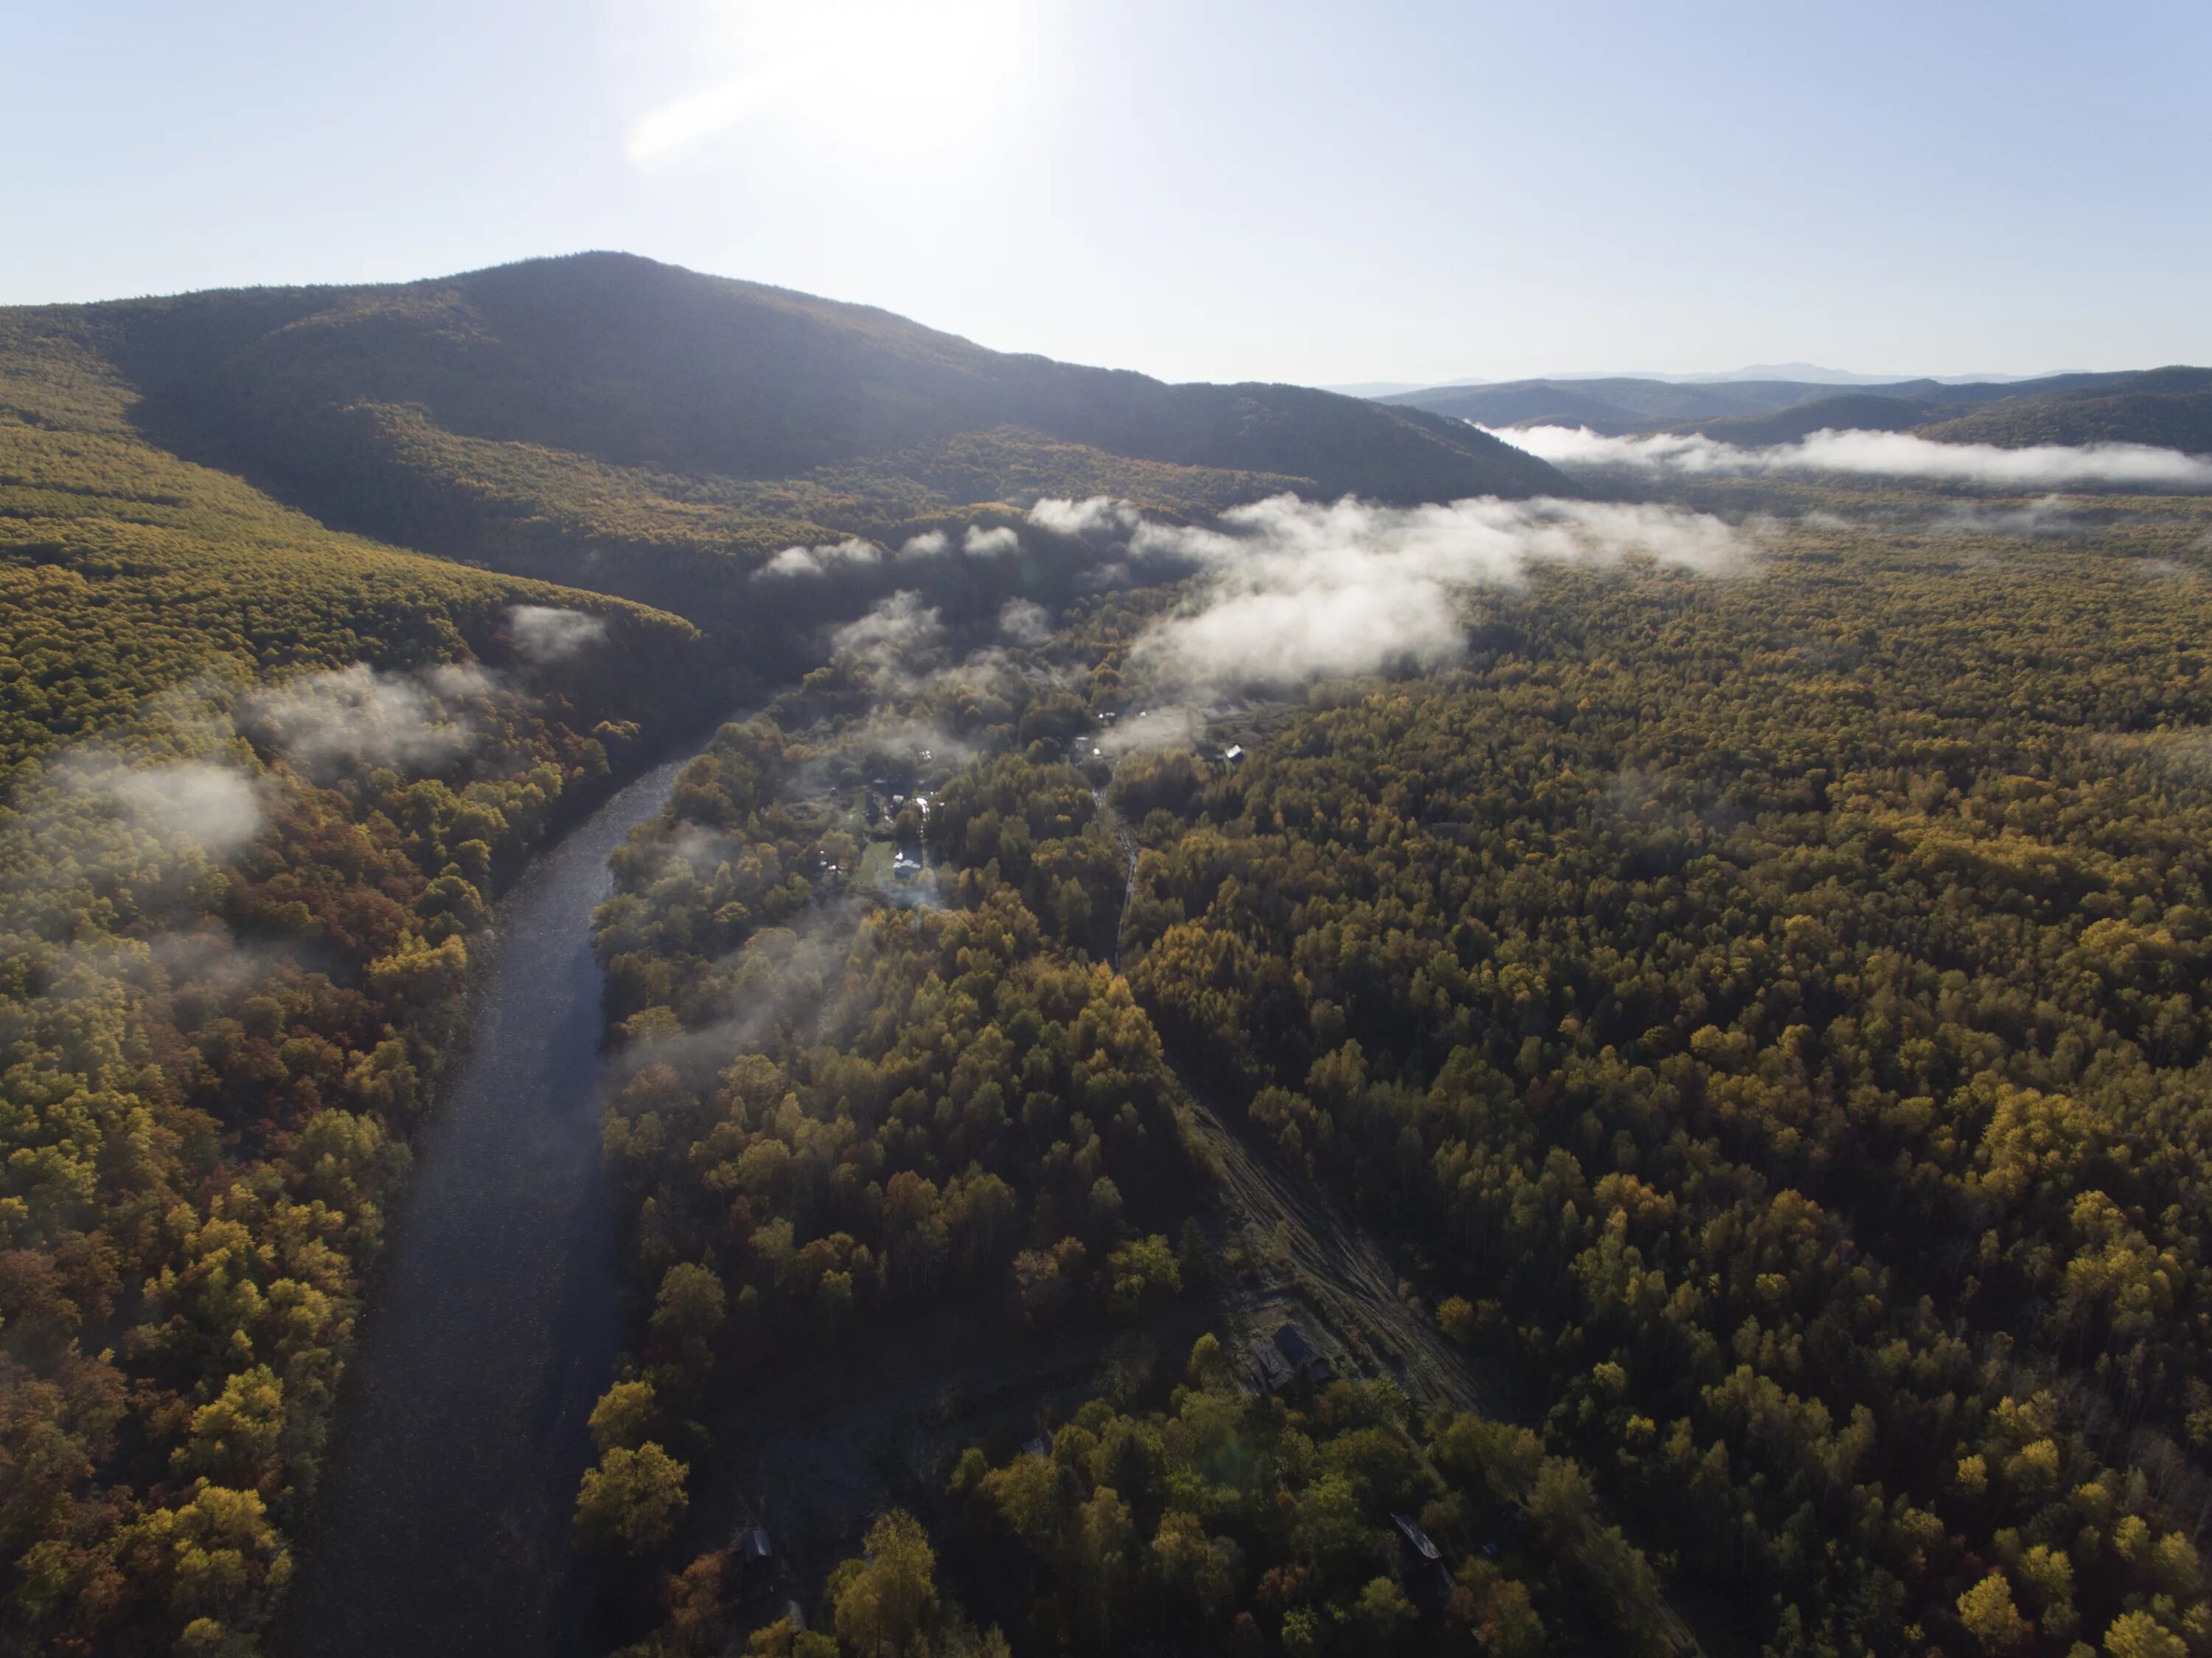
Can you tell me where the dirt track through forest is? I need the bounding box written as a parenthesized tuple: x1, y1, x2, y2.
(1182, 1092, 1495, 1412)
(1096, 783, 1494, 1415)
(1099, 783, 1703, 1656)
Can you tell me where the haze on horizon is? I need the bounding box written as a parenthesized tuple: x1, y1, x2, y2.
(9, 0, 2208, 387)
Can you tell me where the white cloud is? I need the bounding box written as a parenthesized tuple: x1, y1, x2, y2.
(759, 525, 1024, 578)
(1029, 496, 1141, 538)
(1119, 493, 1744, 693)
(830, 591, 946, 684)
(243, 662, 493, 779)
(998, 598, 1052, 645)
(508, 603, 608, 663)
(1492, 424, 2212, 490)
(757, 537, 883, 580)
(148, 926, 289, 997)
(66, 758, 264, 856)
(1097, 704, 1200, 755)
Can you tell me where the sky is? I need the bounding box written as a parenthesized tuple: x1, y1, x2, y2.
(10, 0, 2209, 386)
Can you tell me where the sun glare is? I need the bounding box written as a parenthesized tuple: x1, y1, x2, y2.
(626, 0, 1048, 176)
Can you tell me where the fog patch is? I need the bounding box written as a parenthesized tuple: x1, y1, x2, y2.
(2127, 727, 2212, 786)
(243, 662, 493, 780)
(651, 822, 739, 880)
(998, 599, 1052, 645)
(614, 903, 870, 1083)
(1030, 496, 1141, 539)
(508, 604, 608, 663)
(1116, 493, 1743, 694)
(61, 756, 264, 857)
(841, 710, 973, 774)
(148, 925, 296, 999)
(1493, 424, 2212, 491)
(830, 592, 947, 688)
(27, 924, 305, 1009)
(1933, 495, 2085, 537)
(1098, 704, 1200, 755)
(758, 537, 883, 580)
(963, 524, 1020, 558)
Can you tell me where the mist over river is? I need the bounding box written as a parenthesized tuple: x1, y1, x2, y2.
(282, 752, 695, 1657)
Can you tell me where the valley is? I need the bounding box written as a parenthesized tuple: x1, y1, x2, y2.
(279, 745, 707, 1658)
(3, 254, 2211, 1658)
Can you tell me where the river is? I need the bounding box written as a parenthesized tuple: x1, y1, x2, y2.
(282, 752, 694, 1657)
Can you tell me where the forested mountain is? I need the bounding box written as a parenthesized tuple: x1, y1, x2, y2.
(11, 244, 2212, 1658)
(1386, 369, 2212, 454)
(0, 309, 700, 787)
(2, 254, 1563, 635)
(1917, 369, 2212, 453)
(1686, 393, 1942, 445)
(1386, 378, 1848, 429)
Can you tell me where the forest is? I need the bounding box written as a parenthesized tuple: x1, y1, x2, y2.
(580, 633, 1666, 1658)
(0, 305, 707, 1654)
(9, 251, 2212, 1658)
(577, 470, 2212, 1658)
(17, 252, 1560, 644)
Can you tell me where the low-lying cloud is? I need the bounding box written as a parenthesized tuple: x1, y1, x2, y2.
(508, 604, 608, 663)
(762, 523, 1029, 579)
(242, 662, 494, 780)
(963, 524, 1020, 557)
(147, 925, 295, 1000)
(63, 757, 265, 856)
(830, 591, 947, 686)
(1029, 496, 1141, 539)
(758, 537, 883, 580)
(1933, 495, 2083, 537)
(1492, 424, 2212, 490)
(998, 598, 1051, 645)
(1097, 704, 1200, 755)
(1119, 493, 1744, 693)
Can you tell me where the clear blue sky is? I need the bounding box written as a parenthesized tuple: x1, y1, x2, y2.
(10, 0, 2208, 385)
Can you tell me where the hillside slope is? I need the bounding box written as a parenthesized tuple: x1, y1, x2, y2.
(1385, 367, 2212, 454)
(1916, 366, 2212, 452)
(1385, 375, 1800, 429)
(1, 254, 1565, 633)
(0, 297, 726, 1658)
(1684, 392, 1940, 445)
(0, 310, 703, 785)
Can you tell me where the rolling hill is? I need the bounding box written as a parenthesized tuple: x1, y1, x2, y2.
(0, 307, 703, 785)
(1385, 366, 2212, 454)
(1915, 365, 2212, 451)
(0, 254, 1565, 638)
(1386, 375, 1809, 429)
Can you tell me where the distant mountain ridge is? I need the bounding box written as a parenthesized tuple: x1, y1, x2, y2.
(1328, 365, 2056, 395)
(1384, 367, 2212, 454)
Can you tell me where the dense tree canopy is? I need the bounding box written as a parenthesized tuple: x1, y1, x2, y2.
(1113, 524, 2212, 1656)
(591, 493, 2212, 1658)
(0, 310, 703, 1654)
